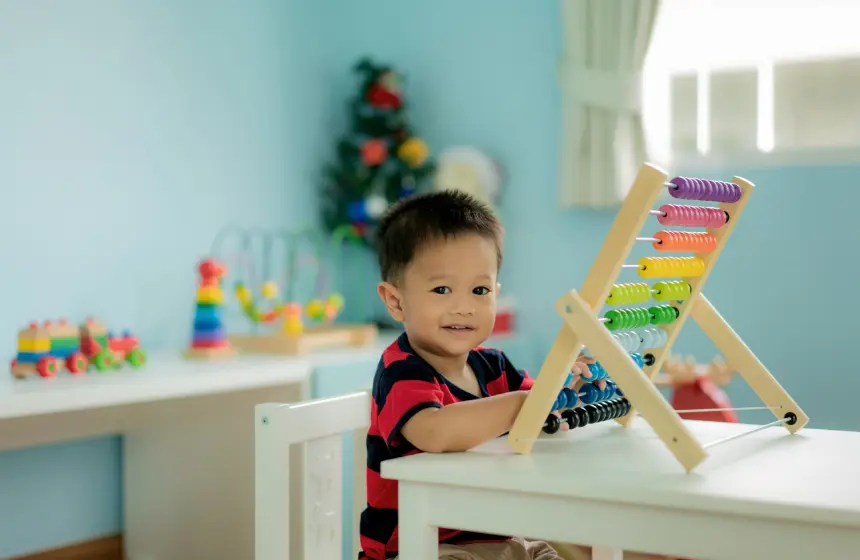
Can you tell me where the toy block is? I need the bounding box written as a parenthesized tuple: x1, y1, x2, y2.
(197, 286, 224, 305)
(16, 337, 50, 353)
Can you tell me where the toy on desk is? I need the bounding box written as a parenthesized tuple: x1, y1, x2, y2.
(10, 317, 146, 379)
(184, 258, 237, 360)
(210, 224, 377, 355)
(234, 278, 345, 334)
(657, 354, 739, 423)
(507, 163, 808, 473)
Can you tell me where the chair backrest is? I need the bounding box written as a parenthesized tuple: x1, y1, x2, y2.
(255, 391, 370, 560)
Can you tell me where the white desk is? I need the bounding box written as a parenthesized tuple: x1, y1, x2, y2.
(0, 354, 311, 560)
(382, 418, 860, 560)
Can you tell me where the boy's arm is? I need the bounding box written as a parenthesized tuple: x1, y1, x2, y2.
(400, 391, 528, 453)
(401, 350, 536, 452)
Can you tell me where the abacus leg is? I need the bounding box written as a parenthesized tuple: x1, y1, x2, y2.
(690, 294, 809, 432)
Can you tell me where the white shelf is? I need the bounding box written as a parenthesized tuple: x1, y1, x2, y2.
(0, 354, 312, 421)
(0, 328, 526, 422)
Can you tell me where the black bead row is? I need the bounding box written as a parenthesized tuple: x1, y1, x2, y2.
(542, 398, 632, 435)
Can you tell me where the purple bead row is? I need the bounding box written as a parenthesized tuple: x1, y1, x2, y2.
(669, 176, 742, 203)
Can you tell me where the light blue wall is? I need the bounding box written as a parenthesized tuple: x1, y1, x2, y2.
(2, 0, 855, 555)
(0, 0, 335, 556)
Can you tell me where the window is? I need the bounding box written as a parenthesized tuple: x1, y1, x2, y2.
(643, 0, 860, 167)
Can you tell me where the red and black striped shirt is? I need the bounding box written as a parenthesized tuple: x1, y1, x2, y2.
(358, 332, 534, 559)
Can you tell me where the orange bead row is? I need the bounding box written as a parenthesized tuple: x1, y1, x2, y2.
(652, 231, 717, 253)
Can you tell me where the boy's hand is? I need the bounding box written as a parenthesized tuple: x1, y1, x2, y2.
(552, 354, 607, 431)
(568, 355, 607, 390)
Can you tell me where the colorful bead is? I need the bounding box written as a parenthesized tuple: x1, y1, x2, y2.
(637, 256, 705, 278)
(658, 204, 728, 228)
(606, 282, 651, 305)
(630, 353, 645, 368)
(551, 387, 578, 411)
(611, 330, 641, 352)
(640, 327, 668, 350)
(653, 231, 717, 253)
(669, 176, 743, 203)
(649, 305, 679, 325)
(579, 383, 602, 404)
(587, 362, 607, 381)
(652, 280, 691, 301)
(604, 308, 651, 331)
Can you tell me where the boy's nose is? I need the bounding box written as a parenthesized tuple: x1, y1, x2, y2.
(452, 300, 475, 315)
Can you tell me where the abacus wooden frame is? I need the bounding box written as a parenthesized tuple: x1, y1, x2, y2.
(506, 162, 809, 472)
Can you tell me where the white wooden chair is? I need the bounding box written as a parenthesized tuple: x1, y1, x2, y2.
(255, 391, 370, 560)
(254, 391, 668, 560)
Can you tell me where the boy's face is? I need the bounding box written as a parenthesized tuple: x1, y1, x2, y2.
(378, 233, 500, 358)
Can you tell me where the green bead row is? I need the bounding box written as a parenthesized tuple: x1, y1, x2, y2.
(604, 304, 679, 331)
(606, 280, 692, 306)
(652, 280, 692, 302)
(606, 282, 651, 305)
(650, 304, 678, 325)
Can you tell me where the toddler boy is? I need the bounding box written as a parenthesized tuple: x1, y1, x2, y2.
(357, 190, 596, 560)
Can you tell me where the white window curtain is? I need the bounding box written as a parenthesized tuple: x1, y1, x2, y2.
(558, 0, 661, 209)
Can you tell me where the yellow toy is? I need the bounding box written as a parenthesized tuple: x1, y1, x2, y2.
(506, 162, 808, 473)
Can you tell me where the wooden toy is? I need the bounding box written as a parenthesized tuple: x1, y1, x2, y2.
(184, 258, 237, 360)
(505, 162, 808, 472)
(654, 353, 734, 387)
(657, 354, 739, 423)
(212, 224, 377, 356)
(10, 317, 146, 379)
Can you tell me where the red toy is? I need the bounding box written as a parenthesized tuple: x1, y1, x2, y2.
(658, 354, 738, 423)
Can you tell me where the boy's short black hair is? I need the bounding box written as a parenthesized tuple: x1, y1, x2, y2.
(376, 190, 503, 283)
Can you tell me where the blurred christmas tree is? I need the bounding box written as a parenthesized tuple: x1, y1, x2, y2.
(321, 58, 435, 248)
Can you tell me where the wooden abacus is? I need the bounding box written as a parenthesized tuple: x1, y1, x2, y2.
(506, 162, 808, 472)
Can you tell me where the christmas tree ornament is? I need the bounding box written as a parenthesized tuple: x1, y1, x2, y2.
(397, 137, 429, 168)
(361, 138, 388, 166)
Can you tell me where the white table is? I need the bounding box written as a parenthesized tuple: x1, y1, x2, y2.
(382, 418, 860, 560)
(0, 354, 311, 560)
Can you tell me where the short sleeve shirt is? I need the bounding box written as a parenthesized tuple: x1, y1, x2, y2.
(358, 332, 534, 559)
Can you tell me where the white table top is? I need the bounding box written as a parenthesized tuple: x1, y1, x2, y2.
(0, 328, 522, 421)
(0, 354, 311, 420)
(382, 418, 860, 529)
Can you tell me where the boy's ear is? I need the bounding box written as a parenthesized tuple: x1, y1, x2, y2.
(377, 281, 404, 322)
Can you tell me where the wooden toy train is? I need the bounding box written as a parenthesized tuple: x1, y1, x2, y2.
(10, 317, 147, 379)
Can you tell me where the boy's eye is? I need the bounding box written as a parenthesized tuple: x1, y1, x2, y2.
(432, 286, 451, 294)
(473, 286, 490, 295)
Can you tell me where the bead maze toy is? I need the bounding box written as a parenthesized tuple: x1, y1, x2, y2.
(212, 224, 377, 356)
(10, 317, 146, 379)
(506, 162, 808, 472)
(185, 258, 236, 360)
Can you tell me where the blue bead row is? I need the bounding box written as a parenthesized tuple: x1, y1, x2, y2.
(580, 380, 618, 404)
(551, 352, 646, 410)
